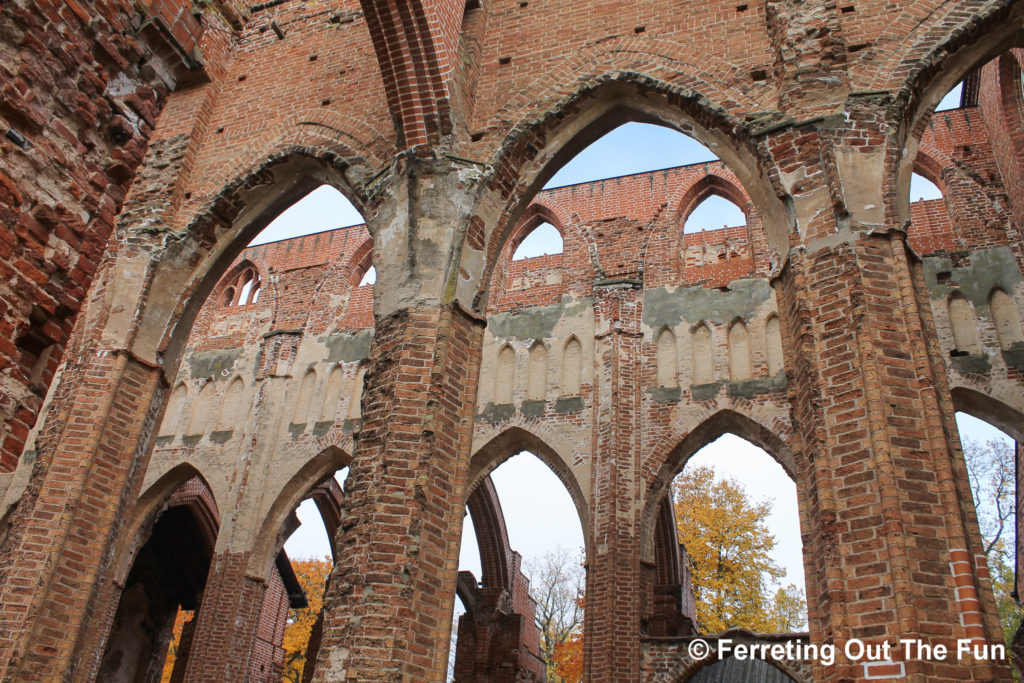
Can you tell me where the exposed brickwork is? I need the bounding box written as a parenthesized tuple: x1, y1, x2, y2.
(0, 0, 210, 470)
(2, 2, 1024, 682)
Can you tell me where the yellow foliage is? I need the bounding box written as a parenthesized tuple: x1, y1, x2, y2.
(672, 465, 804, 633)
(281, 557, 332, 683)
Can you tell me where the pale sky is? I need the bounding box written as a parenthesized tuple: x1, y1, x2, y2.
(267, 93, 1003, 632)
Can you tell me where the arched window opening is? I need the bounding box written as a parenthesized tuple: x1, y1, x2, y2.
(278, 466, 349, 682)
(935, 81, 964, 112)
(683, 195, 746, 234)
(910, 173, 943, 202)
(513, 222, 563, 260)
(670, 434, 805, 635)
(949, 293, 982, 354)
(102, 482, 217, 683)
(237, 272, 254, 305)
(219, 269, 261, 308)
(453, 452, 585, 681)
(359, 265, 376, 287)
(954, 411, 1022, 646)
(249, 184, 364, 247)
(544, 122, 717, 189)
(990, 289, 1024, 349)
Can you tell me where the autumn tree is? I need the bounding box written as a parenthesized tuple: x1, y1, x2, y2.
(672, 465, 805, 634)
(281, 557, 332, 683)
(550, 594, 584, 683)
(159, 609, 192, 683)
(526, 546, 585, 683)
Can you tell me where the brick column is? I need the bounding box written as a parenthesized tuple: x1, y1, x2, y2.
(585, 283, 645, 680)
(180, 552, 268, 680)
(0, 348, 167, 680)
(766, 114, 1009, 680)
(312, 159, 486, 681)
(313, 303, 483, 681)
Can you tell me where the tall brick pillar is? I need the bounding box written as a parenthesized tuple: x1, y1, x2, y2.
(0, 342, 167, 680)
(764, 106, 1009, 680)
(585, 282, 646, 680)
(312, 157, 486, 682)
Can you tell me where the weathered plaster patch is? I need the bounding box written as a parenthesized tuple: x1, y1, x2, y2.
(923, 247, 1022, 305)
(643, 279, 772, 329)
(324, 330, 374, 363)
(188, 348, 243, 380)
(647, 387, 682, 404)
(488, 296, 593, 341)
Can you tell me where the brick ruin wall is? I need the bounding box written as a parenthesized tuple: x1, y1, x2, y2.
(1, 1, 1024, 681)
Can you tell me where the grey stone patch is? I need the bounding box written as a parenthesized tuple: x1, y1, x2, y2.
(313, 421, 333, 437)
(342, 418, 359, 433)
(727, 372, 787, 397)
(182, 435, 202, 448)
(154, 436, 174, 448)
(1002, 343, 1024, 369)
(324, 329, 375, 363)
(951, 353, 991, 375)
(477, 402, 515, 424)
(187, 348, 243, 380)
(922, 247, 1022, 306)
(289, 422, 307, 439)
(553, 397, 584, 413)
(209, 430, 233, 445)
(520, 400, 546, 417)
(648, 387, 682, 404)
(691, 381, 725, 401)
(643, 278, 773, 329)
(487, 296, 593, 341)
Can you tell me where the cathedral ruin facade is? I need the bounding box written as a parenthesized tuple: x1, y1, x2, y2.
(1, 0, 1024, 680)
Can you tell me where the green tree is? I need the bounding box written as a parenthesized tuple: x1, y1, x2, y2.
(672, 465, 806, 633)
